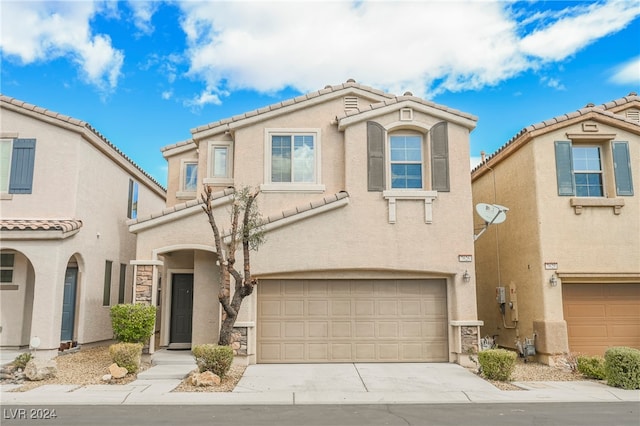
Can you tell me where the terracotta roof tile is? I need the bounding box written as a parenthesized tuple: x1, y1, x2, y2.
(472, 93, 640, 175)
(0, 219, 83, 233)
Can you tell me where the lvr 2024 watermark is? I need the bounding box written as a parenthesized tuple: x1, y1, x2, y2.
(3, 408, 57, 420)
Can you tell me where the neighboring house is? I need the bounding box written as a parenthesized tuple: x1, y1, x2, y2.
(0, 95, 166, 359)
(471, 93, 639, 363)
(128, 80, 483, 365)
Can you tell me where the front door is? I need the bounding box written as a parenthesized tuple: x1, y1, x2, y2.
(170, 274, 194, 344)
(60, 267, 78, 341)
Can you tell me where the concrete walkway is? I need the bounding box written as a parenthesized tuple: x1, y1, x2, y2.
(1, 349, 638, 405)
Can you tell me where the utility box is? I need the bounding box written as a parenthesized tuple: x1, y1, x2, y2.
(496, 287, 506, 304)
(509, 282, 518, 321)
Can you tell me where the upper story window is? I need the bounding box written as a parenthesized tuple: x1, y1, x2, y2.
(203, 141, 233, 186)
(127, 179, 138, 219)
(555, 140, 633, 197)
(261, 129, 324, 192)
(184, 162, 198, 192)
(367, 121, 449, 193)
(389, 135, 423, 189)
(572, 146, 603, 196)
(1, 138, 36, 195)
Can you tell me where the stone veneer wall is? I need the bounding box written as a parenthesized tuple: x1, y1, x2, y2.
(461, 326, 479, 354)
(230, 327, 247, 356)
(135, 265, 153, 305)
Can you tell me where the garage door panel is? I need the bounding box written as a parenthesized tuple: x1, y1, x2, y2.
(566, 304, 606, 318)
(332, 321, 352, 337)
(258, 279, 449, 363)
(606, 304, 640, 317)
(308, 300, 328, 316)
(308, 322, 328, 338)
(564, 283, 640, 356)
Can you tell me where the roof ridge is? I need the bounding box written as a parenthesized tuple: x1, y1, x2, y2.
(189, 80, 396, 135)
(472, 96, 640, 174)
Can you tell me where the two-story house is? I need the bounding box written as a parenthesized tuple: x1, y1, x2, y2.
(0, 95, 166, 359)
(472, 93, 639, 363)
(128, 80, 483, 365)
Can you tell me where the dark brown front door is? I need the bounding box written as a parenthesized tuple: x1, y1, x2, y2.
(170, 274, 194, 344)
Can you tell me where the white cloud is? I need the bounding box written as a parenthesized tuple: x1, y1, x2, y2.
(540, 76, 566, 91)
(519, 0, 640, 61)
(176, 0, 639, 99)
(609, 57, 640, 85)
(0, 0, 124, 92)
(127, 0, 158, 35)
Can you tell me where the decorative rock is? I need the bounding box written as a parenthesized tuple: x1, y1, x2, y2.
(25, 358, 57, 381)
(102, 374, 112, 381)
(190, 371, 221, 387)
(108, 363, 128, 379)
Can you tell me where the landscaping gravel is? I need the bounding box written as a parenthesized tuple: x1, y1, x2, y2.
(2, 345, 586, 393)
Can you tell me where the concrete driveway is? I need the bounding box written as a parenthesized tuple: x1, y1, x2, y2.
(233, 363, 496, 394)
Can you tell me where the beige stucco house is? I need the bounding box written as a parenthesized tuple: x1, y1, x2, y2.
(128, 80, 483, 365)
(0, 95, 166, 359)
(472, 93, 639, 363)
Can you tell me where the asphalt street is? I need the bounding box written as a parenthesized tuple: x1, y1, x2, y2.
(2, 402, 638, 426)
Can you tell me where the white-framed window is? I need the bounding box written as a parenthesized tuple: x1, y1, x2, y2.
(389, 134, 424, 189)
(127, 179, 138, 219)
(1, 252, 15, 284)
(177, 160, 198, 198)
(203, 141, 234, 186)
(572, 146, 603, 197)
(261, 129, 324, 192)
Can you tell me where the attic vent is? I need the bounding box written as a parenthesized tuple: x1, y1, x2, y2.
(625, 110, 640, 123)
(344, 96, 359, 111)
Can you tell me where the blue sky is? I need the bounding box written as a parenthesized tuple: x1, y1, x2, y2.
(2, 0, 639, 188)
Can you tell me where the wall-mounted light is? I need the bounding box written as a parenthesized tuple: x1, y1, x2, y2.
(463, 270, 471, 283)
(549, 274, 558, 287)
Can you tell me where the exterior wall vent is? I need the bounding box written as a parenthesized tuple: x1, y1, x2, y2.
(400, 108, 413, 121)
(344, 96, 359, 111)
(625, 110, 640, 123)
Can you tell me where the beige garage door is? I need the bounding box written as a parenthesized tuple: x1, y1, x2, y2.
(257, 279, 448, 363)
(563, 283, 640, 356)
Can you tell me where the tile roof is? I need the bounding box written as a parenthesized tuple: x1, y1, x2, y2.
(336, 93, 478, 123)
(128, 187, 349, 232)
(0, 219, 83, 233)
(0, 95, 166, 193)
(189, 80, 394, 137)
(472, 92, 640, 175)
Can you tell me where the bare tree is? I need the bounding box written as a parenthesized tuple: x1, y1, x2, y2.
(201, 186, 265, 346)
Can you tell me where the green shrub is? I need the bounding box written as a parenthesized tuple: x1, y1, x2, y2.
(192, 344, 234, 377)
(577, 355, 606, 380)
(109, 342, 143, 374)
(604, 347, 640, 390)
(478, 348, 517, 381)
(13, 352, 32, 369)
(110, 304, 156, 343)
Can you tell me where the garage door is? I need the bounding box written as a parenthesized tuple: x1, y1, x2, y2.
(257, 279, 448, 363)
(563, 283, 640, 356)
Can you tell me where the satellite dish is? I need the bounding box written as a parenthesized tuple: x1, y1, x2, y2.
(476, 203, 508, 224)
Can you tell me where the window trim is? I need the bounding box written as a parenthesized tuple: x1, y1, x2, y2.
(203, 140, 234, 186)
(0, 139, 13, 194)
(177, 159, 198, 199)
(103, 260, 113, 307)
(1, 252, 15, 284)
(127, 179, 139, 219)
(388, 133, 425, 190)
(261, 128, 325, 193)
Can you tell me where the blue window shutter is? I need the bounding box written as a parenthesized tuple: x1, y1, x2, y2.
(8, 138, 36, 194)
(554, 141, 574, 196)
(430, 122, 449, 192)
(367, 121, 385, 192)
(612, 141, 633, 196)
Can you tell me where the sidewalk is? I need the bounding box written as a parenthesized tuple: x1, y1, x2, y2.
(1, 351, 638, 405)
